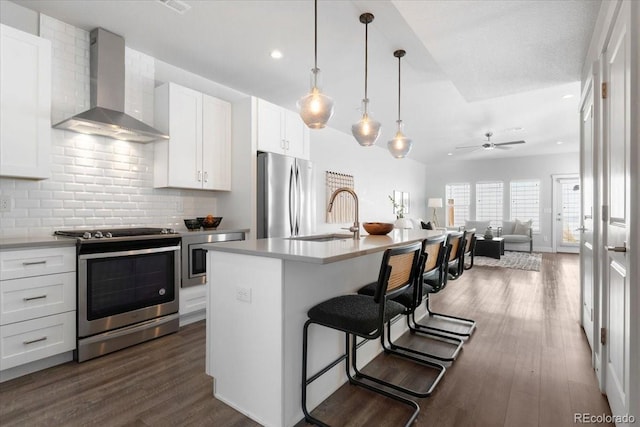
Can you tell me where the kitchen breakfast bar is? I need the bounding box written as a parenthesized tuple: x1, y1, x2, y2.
(203, 229, 444, 427)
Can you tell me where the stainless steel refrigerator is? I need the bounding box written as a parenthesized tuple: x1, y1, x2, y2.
(257, 152, 314, 238)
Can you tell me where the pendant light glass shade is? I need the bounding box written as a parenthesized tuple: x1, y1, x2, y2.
(388, 49, 412, 158)
(352, 99, 381, 146)
(298, 0, 333, 129)
(388, 120, 412, 158)
(299, 68, 334, 129)
(352, 13, 381, 146)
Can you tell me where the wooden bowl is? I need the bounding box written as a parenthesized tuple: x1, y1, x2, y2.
(363, 222, 394, 235)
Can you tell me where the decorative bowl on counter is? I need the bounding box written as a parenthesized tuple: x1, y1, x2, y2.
(201, 216, 223, 229)
(184, 219, 201, 230)
(363, 222, 394, 235)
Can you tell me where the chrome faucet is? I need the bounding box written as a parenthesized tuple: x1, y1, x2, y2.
(327, 187, 360, 240)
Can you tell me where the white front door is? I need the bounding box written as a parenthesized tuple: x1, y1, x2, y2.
(580, 81, 597, 352)
(602, 2, 631, 420)
(553, 176, 581, 254)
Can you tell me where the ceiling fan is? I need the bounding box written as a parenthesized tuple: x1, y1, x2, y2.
(456, 132, 525, 151)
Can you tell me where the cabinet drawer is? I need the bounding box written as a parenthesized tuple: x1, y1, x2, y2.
(0, 311, 75, 370)
(0, 246, 75, 280)
(0, 272, 75, 325)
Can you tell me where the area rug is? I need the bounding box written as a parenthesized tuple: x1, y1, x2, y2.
(473, 251, 542, 271)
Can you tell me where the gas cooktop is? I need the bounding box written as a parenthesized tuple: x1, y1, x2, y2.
(55, 227, 177, 241)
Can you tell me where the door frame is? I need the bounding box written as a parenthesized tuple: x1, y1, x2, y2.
(551, 173, 581, 253)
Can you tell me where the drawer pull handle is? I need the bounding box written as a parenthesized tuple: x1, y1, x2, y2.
(23, 336, 47, 345)
(22, 260, 46, 266)
(23, 295, 47, 301)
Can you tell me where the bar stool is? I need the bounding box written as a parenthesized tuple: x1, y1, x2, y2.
(411, 233, 477, 338)
(462, 229, 477, 271)
(358, 235, 464, 363)
(301, 241, 432, 426)
(446, 231, 466, 280)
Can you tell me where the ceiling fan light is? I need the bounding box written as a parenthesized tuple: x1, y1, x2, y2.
(352, 99, 381, 146)
(388, 120, 413, 158)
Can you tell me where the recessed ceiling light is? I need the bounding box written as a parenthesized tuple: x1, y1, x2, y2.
(270, 50, 283, 59)
(156, 0, 191, 14)
(556, 140, 564, 145)
(562, 94, 574, 99)
(447, 152, 453, 156)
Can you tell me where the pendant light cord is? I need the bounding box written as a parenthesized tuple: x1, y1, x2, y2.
(314, 0, 318, 71)
(397, 54, 401, 121)
(364, 20, 369, 99)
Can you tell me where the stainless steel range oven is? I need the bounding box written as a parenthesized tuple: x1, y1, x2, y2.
(55, 228, 181, 362)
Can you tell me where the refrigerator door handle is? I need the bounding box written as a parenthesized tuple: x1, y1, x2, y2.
(295, 163, 301, 236)
(289, 164, 295, 236)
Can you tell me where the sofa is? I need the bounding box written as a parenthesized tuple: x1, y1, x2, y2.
(463, 219, 533, 253)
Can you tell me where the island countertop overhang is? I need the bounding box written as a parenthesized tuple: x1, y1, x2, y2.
(201, 229, 445, 264)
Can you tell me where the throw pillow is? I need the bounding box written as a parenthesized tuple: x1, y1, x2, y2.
(513, 219, 532, 235)
(421, 221, 434, 230)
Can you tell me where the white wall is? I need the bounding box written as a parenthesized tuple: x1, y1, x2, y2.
(423, 152, 579, 251)
(310, 127, 429, 234)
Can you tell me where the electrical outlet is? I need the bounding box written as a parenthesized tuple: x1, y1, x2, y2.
(176, 200, 184, 213)
(236, 286, 252, 303)
(543, 235, 549, 242)
(0, 196, 11, 212)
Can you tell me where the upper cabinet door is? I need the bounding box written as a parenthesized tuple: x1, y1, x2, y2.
(202, 94, 231, 191)
(256, 99, 310, 160)
(167, 84, 202, 189)
(283, 109, 309, 160)
(0, 24, 51, 180)
(256, 99, 285, 155)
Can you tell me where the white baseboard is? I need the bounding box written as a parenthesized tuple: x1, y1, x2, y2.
(0, 351, 73, 383)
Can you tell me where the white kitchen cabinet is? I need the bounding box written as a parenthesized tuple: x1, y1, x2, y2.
(154, 82, 231, 190)
(0, 246, 76, 375)
(179, 284, 207, 326)
(257, 99, 309, 160)
(0, 24, 51, 180)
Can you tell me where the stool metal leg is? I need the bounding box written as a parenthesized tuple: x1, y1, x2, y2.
(302, 321, 420, 427)
(351, 325, 446, 398)
(411, 297, 476, 337)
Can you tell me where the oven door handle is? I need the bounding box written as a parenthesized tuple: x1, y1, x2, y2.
(79, 245, 181, 260)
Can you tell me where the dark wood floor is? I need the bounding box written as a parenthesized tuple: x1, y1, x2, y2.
(0, 253, 611, 427)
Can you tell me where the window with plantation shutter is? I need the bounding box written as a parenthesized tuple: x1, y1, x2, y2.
(510, 180, 540, 231)
(445, 183, 470, 227)
(476, 181, 503, 227)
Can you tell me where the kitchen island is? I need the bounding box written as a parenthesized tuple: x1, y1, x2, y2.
(204, 228, 444, 427)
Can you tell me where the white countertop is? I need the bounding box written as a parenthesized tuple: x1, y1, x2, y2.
(0, 235, 77, 249)
(202, 228, 446, 264)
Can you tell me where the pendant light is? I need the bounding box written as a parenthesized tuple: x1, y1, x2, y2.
(387, 49, 413, 158)
(351, 13, 381, 146)
(298, 0, 334, 129)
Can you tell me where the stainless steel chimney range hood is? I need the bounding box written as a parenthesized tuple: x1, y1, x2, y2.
(53, 28, 168, 143)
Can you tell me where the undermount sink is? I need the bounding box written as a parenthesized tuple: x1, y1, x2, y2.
(286, 233, 355, 242)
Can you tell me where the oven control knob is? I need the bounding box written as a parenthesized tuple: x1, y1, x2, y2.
(94, 231, 103, 238)
(161, 228, 168, 234)
(168, 228, 175, 234)
(104, 232, 113, 238)
(82, 232, 92, 239)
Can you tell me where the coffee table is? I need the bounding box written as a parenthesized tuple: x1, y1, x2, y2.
(474, 236, 505, 259)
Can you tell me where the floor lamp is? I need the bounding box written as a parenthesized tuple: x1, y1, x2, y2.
(428, 198, 443, 227)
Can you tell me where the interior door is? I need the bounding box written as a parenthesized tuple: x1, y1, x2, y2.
(580, 82, 596, 351)
(602, 2, 631, 420)
(553, 176, 581, 253)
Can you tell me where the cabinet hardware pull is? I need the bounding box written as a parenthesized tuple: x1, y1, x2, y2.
(22, 260, 46, 266)
(198, 170, 202, 182)
(204, 171, 208, 183)
(606, 245, 627, 253)
(23, 336, 47, 345)
(575, 226, 587, 232)
(23, 295, 47, 301)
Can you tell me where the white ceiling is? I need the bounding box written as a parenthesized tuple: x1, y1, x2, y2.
(16, 0, 601, 165)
